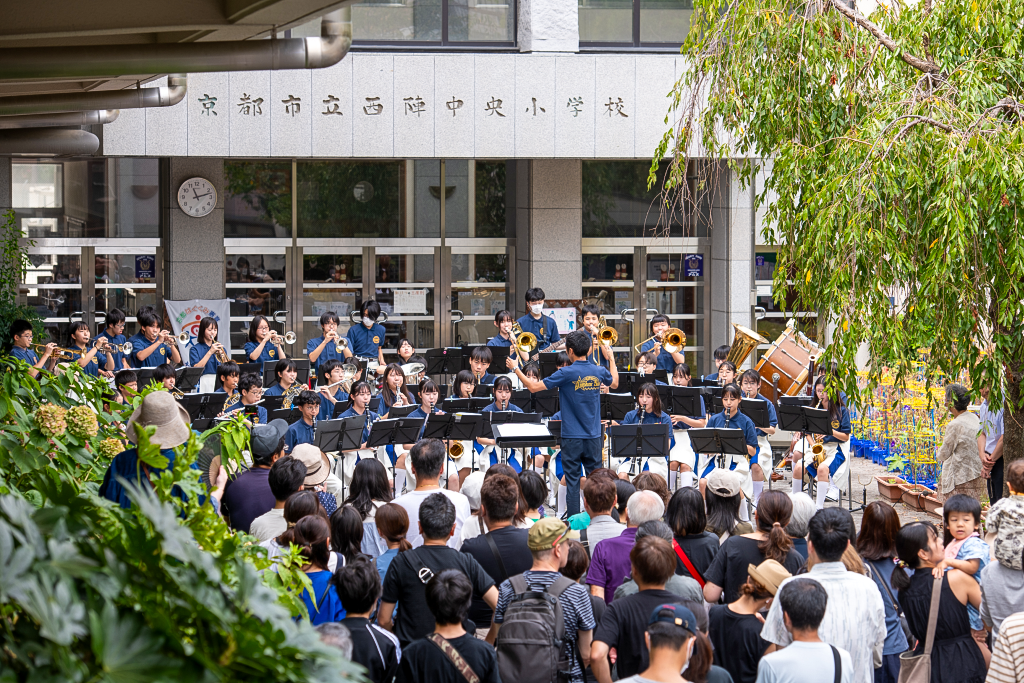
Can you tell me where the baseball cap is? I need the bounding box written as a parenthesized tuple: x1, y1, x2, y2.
(747, 559, 793, 596)
(648, 603, 698, 635)
(706, 469, 742, 497)
(528, 517, 571, 551)
(251, 419, 288, 459)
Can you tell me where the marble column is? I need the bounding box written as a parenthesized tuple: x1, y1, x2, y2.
(162, 158, 225, 301)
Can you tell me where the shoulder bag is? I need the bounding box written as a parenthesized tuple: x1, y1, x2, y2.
(897, 576, 942, 683)
(428, 633, 481, 683)
(829, 645, 842, 683)
(869, 560, 917, 650)
(484, 531, 511, 585)
(672, 539, 706, 588)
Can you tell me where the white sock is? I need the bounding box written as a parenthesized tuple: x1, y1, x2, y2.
(738, 500, 751, 522)
(557, 484, 568, 519)
(669, 470, 677, 490)
(678, 471, 694, 489)
(394, 470, 406, 496)
(752, 481, 764, 505)
(792, 475, 803, 495)
(816, 485, 828, 510)
(828, 483, 840, 497)
(534, 465, 544, 476)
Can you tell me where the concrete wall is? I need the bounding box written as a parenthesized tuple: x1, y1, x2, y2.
(162, 158, 225, 301)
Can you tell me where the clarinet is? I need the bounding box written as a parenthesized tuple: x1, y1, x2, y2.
(720, 411, 731, 470)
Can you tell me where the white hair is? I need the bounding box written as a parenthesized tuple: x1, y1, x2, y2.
(626, 490, 665, 526)
(786, 492, 817, 538)
(316, 622, 353, 659)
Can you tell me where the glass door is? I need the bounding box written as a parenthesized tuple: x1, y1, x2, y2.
(375, 246, 436, 356)
(23, 247, 82, 346)
(646, 250, 706, 372)
(582, 244, 635, 368)
(451, 242, 508, 346)
(225, 247, 288, 360)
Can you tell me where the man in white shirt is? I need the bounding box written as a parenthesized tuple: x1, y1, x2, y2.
(581, 475, 626, 556)
(249, 455, 306, 542)
(979, 386, 1005, 504)
(394, 439, 471, 549)
(757, 578, 853, 683)
(760, 508, 885, 683)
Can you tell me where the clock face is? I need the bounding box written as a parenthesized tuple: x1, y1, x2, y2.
(177, 177, 218, 217)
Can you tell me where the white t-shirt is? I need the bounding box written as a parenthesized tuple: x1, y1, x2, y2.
(394, 488, 472, 550)
(756, 641, 853, 683)
(249, 508, 286, 542)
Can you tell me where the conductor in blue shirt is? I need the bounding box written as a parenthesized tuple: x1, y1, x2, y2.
(342, 300, 387, 378)
(511, 329, 618, 517)
(516, 288, 561, 352)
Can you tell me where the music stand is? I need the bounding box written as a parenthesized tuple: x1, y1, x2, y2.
(488, 411, 543, 466)
(269, 407, 303, 425)
(777, 405, 830, 436)
(740, 398, 772, 430)
(424, 347, 464, 377)
(193, 418, 215, 432)
(262, 395, 285, 412)
(237, 362, 262, 379)
(779, 396, 814, 407)
(687, 428, 751, 471)
(600, 393, 634, 422)
(532, 388, 559, 417)
(369, 396, 382, 413)
(262, 359, 310, 387)
(473, 383, 495, 399)
(388, 404, 420, 418)
(315, 416, 364, 454)
(175, 367, 204, 393)
(487, 347, 511, 376)
(442, 397, 490, 413)
(492, 422, 557, 467)
(667, 387, 705, 419)
(176, 393, 228, 421)
(608, 423, 671, 477)
(367, 417, 426, 487)
(538, 352, 562, 379)
(422, 412, 486, 473)
(136, 368, 157, 388)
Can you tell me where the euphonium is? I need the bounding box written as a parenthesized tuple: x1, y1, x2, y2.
(448, 441, 464, 458)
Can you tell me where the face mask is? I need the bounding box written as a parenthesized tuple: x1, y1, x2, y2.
(530, 304, 543, 315)
(362, 317, 374, 328)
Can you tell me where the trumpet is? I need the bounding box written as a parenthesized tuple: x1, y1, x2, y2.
(31, 343, 76, 361)
(177, 331, 191, 344)
(271, 331, 297, 345)
(634, 327, 686, 354)
(334, 337, 349, 354)
(93, 338, 133, 354)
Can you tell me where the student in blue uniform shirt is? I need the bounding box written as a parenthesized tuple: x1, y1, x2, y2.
(516, 287, 560, 352)
(153, 363, 178, 392)
(791, 376, 852, 510)
(714, 360, 738, 388)
(640, 314, 685, 374)
(188, 316, 225, 376)
(740, 369, 778, 507)
(581, 304, 611, 370)
(215, 361, 241, 397)
(129, 311, 182, 368)
(703, 345, 731, 383)
(635, 352, 668, 384)
(614, 382, 675, 480)
(697, 383, 757, 504)
(285, 390, 321, 452)
(244, 314, 287, 364)
(337, 381, 385, 487)
(487, 310, 515, 348)
(477, 376, 524, 471)
(668, 363, 707, 492)
(316, 359, 351, 420)
(264, 358, 300, 397)
(222, 373, 268, 425)
(286, 516, 346, 625)
(468, 346, 496, 385)
(512, 329, 618, 518)
(401, 379, 459, 492)
(306, 311, 345, 378)
(342, 300, 387, 378)
(95, 308, 132, 371)
(8, 319, 56, 378)
(395, 337, 417, 366)
(378, 363, 416, 418)
(66, 321, 115, 377)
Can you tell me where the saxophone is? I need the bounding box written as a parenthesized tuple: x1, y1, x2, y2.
(282, 383, 304, 410)
(809, 434, 828, 467)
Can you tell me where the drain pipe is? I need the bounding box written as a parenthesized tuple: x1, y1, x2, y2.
(0, 74, 186, 117)
(0, 110, 119, 129)
(0, 128, 99, 155)
(0, 8, 351, 81)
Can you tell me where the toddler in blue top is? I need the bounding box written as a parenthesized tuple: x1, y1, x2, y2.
(935, 494, 990, 638)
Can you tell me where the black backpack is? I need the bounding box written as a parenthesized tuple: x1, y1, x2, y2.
(495, 574, 575, 683)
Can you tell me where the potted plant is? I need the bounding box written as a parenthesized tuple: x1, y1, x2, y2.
(899, 483, 935, 511)
(921, 491, 942, 516)
(875, 474, 906, 502)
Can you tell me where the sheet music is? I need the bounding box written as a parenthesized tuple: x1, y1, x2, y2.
(495, 423, 549, 438)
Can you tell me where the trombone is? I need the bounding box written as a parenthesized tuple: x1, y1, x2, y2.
(634, 327, 686, 354)
(509, 321, 538, 355)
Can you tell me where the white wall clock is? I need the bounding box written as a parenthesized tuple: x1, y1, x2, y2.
(177, 177, 218, 217)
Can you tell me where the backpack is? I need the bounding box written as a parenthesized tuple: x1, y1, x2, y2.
(495, 574, 575, 683)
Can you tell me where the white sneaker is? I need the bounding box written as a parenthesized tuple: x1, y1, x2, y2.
(826, 484, 840, 502)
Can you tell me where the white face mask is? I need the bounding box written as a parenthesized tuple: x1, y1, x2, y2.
(362, 317, 374, 328)
(530, 303, 543, 315)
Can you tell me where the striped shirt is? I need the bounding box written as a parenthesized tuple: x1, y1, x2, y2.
(761, 563, 886, 683)
(988, 611, 1024, 683)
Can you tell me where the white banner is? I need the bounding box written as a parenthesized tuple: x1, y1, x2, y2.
(164, 299, 232, 362)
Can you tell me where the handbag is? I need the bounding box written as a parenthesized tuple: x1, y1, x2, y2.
(897, 576, 942, 683)
(869, 560, 918, 650)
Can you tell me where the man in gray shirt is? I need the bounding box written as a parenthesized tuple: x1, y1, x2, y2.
(580, 475, 625, 556)
(981, 559, 1024, 641)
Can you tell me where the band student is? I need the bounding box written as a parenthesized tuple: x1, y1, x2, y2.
(379, 363, 417, 486)
(215, 361, 241, 401)
(516, 288, 560, 352)
(640, 314, 685, 374)
(448, 369, 479, 484)
(153, 363, 177, 392)
(396, 337, 416, 366)
(67, 321, 115, 378)
(189, 316, 225, 376)
(130, 311, 181, 368)
(264, 359, 299, 397)
(635, 352, 668, 384)
(613, 382, 675, 480)
(468, 346, 496, 385)
(112, 370, 138, 406)
(668, 363, 707, 491)
(476, 376, 524, 471)
(338, 381, 383, 487)
(245, 314, 286, 364)
(96, 308, 132, 371)
(9, 319, 57, 378)
(511, 329, 618, 518)
(697, 383, 757, 507)
(316, 359, 351, 419)
(716, 360, 738, 387)
(581, 304, 611, 369)
(285, 390, 321, 453)
(307, 312, 345, 377)
(791, 376, 851, 510)
(342, 300, 387, 377)
(402, 379, 459, 492)
(740, 369, 778, 507)
(704, 345, 731, 382)
(221, 373, 268, 425)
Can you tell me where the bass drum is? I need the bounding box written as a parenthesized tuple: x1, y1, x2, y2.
(754, 323, 822, 402)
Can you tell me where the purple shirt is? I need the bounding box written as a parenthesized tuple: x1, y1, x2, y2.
(586, 527, 638, 604)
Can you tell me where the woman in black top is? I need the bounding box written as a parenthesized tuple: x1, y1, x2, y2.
(666, 487, 719, 583)
(702, 491, 804, 604)
(892, 522, 986, 683)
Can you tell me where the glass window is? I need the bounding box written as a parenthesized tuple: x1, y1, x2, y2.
(583, 161, 698, 238)
(24, 253, 80, 285)
(304, 254, 362, 284)
(377, 253, 435, 350)
(298, 161, 404, 239)
(353, 0, 515, 45)
(579, 0, 691, 45)
(475, 161, 508, 238)
(755, 252, 777, 281)
(12, 163, 62, 208)
(224, 161, 292, 238)
(226, 253, 287, 284)
(583, 254, 634, 282)
(453, 249, 507, 345)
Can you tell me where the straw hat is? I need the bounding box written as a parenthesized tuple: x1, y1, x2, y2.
(747, 559, 793, 596)
(125, 391, 192, 448)
(290, 444, 332, 488)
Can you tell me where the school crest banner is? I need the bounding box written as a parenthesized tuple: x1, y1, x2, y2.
(164, 299, 232, 359)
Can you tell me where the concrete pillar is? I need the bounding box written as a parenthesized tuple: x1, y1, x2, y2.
(0, 158, 11, 212)
(162, 158, 225, 301)
(709, 161, 756, 370)
(514, 159, 582, 315)
(518, 0, 579, 52)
